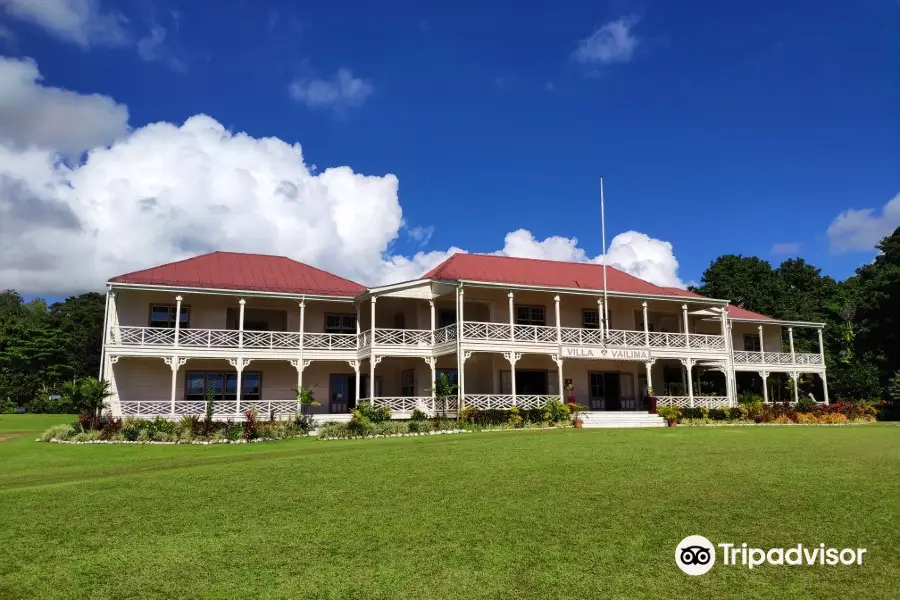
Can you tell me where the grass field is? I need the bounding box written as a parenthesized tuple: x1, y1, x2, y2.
(1, 415, 898, 599)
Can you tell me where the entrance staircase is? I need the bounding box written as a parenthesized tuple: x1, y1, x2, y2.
(579, 411, 666, 428)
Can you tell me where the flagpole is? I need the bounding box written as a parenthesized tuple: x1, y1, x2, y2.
(600, 176, 609, 337)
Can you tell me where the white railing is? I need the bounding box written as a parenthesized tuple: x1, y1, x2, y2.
(462, 321, 513, 341)
(733, 351, 823, 366)
(370, 396, 433, 412)
(114, 326, 177, 347)
(512, 324, 559, 343)
(688, 333, 726, 350)
(373, 328, 432, 346)
(560, 327, 603, 345)
(656, 396, 732, 408)
(463, 394, 557, 410)
(242, 331, 302, 349)
(304, 332, 356, 350)
(648, 332, 687, 348)
(118, 400, 304, 418)
(606, 330, 647, 347)
(434, 324, 458, 344)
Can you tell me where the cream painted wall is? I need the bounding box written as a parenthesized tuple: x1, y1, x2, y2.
(731, 322, 784, 353)
(113, 289, 355, 333)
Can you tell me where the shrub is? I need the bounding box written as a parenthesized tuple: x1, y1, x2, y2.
(72, 430, 102, 443)
(774, 415, 794, 424)
(407, 419, 430, 433)
(738, 393, 765, 405)
(40, 424, 76, 442)
(541, 398, 570, 423)
(137, 428, 152, 442)
(347, 410, 375, 437)
(243, 409, 258, 440)
(657, 405, 680, 422)
(121, 417, 142, 441)
(507, 406, 524, 428)
(819, 413, 849, 425)
(796, 412, 818, 424)
(410, 409, 429, 422)
(794, 396, 818, 413)
(99, 418, 122, 440)
(355, 402, 391, 423)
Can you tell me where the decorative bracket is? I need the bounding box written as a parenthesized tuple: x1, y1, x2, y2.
(552, 354, 563, 368)
(347, 359, 360, 371)
(463, 350, 474, 363)
(423, 356, 437, 369)
(163, 356, 188, 371)
(645, 358, 657, 367)
(372, 355, 383, 367)
(290, 359, 312, 371)
(227, 358, 246, 372)
(679, 358, 696, 369)
(503, 351, 522, 366)
(758, 370, 771, 380)
(109, 355, 121, 365)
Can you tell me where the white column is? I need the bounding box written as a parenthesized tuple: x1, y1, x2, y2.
(788, 327, 795, 362)
(174, 295, 183, 348)
(238, 298, 246, 348)
(369, 355, 376, 399)
(818, 327, 829, 404)
(682, 304, 690, 349)
(685, 359, 695, 407)
(457, 287, 465, 408)
(556, 356, 564, 401)
(508, 292, 515, 341)
(761, 371, 770, 403)
(427, 357, 436, 400)
(554, 295, 561, 344)
(235, 359, 244, 414)
(642, 301, 650, 347)
(165, 356, 186, 417)
(791, 371, 799, 403)
(429, 299, 436, 344)
(758, 325, 766, 363)
(370, 297, 377, 346)
(644, 361, 653, 397)
(299, 300, 306, 350)
(353, 360, 361, 405)
(505, 352, 521, 406)
(355, 302, 361, 350)
(598, 298, 605, 341)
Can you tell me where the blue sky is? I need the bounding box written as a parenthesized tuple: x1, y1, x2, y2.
(1, 0, 898, 296)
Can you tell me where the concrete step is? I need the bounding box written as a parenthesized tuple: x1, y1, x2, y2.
(578, 411, 666, 428)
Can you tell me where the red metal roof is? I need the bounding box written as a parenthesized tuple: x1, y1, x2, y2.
(109, 251, 366, 297)
(726, 305, 776, 321)
(423, 253, 705, 298)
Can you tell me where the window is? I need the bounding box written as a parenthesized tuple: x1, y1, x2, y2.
(149, 304, 190, 328)
(435, 368, 458, 388)
(438, 309, 456, 328)
(589, 373, 606, 398)
(185, 371, 261, 400)
(744, 335, 761, 352)
(582, 308, 600, 329)
(401, 369, 415, 397)
(515, 305, 545, 326)
(325, 314, 356, 334)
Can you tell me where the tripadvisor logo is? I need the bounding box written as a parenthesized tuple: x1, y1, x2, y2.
(675, 536, 867, 576)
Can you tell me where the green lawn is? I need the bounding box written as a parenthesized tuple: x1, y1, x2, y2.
(1, 418, 898, 600)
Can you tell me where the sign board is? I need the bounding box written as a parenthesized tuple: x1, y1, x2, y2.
(560, 346, 651, 361)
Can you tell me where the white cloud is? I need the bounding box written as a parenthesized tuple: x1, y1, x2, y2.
(573, 16, 640, 65)
(288, 69, 374, 111)
(771, 242, 802, 255)
(136, 26, 185, 73)
(0, 0, 128, 48)
(0, 57, 684, 295)
(0, 56, 129, 158)
(406, 225, 434, 246)
(827, 193, 900, 253)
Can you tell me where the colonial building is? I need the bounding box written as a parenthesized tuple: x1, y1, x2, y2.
(100, 251, 828, 422)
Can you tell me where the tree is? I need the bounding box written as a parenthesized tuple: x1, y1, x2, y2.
(692, 255, 786, 318)
(49, 293, 106, 380)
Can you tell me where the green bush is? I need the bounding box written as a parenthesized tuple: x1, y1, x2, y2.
(354, 402, 391, 423)
(410, 409, 428, 422)
(406, 419, 430, 433)
(794, 396, 818, 412)
(40, 424, 76, 441)
(121, 417, 142, 441)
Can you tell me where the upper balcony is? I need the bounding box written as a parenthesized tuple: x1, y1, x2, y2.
(732, 350, 824, 368)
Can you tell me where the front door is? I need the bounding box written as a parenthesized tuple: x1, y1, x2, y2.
(589, 372, 622, 410)
(329, 374, 357, 413)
